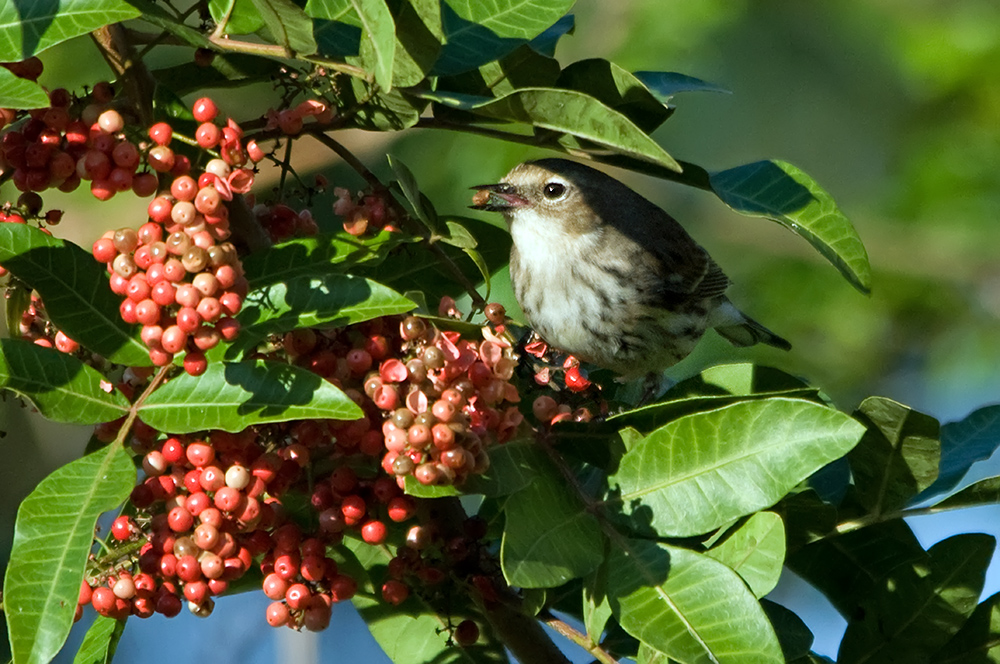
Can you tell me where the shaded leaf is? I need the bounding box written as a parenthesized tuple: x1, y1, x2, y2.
(528, 13, 573, 56)
(933, 475, 1000, 510)
(242, 230, 400, 288)
(72, 615, 126, 664)
(127, 0, 211, 48)
(0, 223, 150, 366)
(138, 360, 362, 433)
(932, 591, 1000, 663)
(848, 396, 940, 515)
(607, 540, 783, 663)
(0, 338, 129, 424)
(388, 154, 437, 231)
(463, 440, 538, 497)
(434, 0, 574, 76)
(920, 404, 1000, 503)
(306, 0, 361, 56)
(380, 0, 442, 87)
(557, 59, 671, 133)
(436, 43, 559, 104)
(633, 71, 731, 102)
(420, 87, 680, 171)
(773, 489, 839, 552)
(342, 76, 423, 129)
(0, 65, 48, 108)
(705, 511, 785, 598)
(501, 447, 604, 587)
(441, 220, 477, 249)
(151, 54, 279, 94)
(761, 600, 814, 662)
(351, 0, 395, 89)
(583, 560, 613, 644)
(838, 534, 995, 664)
(710, 160, 872, 294)
(4, 443, 135, 664)
(250, 0, 317, 55)
(608, 398, 865, 537)
(0, 0, 140, 60)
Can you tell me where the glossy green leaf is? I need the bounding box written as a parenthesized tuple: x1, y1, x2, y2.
(0, 338, 129, 424)
(921, 404, 1000, 502)
(351, 0, 395, 90)
(138, 360, 363, 433)
(838, 534, 994, 664)
(633, 71, 731, 101)
(402, 476, 460, 497)
(434, 0, 574, 75)
(557, 59, 671, 133)
(0, 65, 48, 108)
(421, 87, 681, 171)
(0, 223, 150, 366)
(209, 0, 265, 34)
(706, 511, 785, 598)
(234, 273, 415, 345)
(305, 0, 360, 56)
(760, 600, 814, 662)
(72, 615, 126, 664)
(501, 446, 604, 587)
(607, 540, 783, 663)
(931, 591, 1000, 663)
(441, 220, 477, 249)
(463, 440, 539, 497)
(304, 0, 354, 21)
(608, 398, 865, 537)
(710, 160, 872, 294)
(342, 537, 506, 664)
(0, 0, 140, 60)
(583, 561, 613, 645)
(242, 230, 399, 288)
(250, 0, 317, 55)
(4, 442, 135, 664)
(848, 396, 940, 514)
(378, 0, 442, 87)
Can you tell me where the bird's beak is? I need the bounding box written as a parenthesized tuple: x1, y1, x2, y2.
(469, 183, 529, 211)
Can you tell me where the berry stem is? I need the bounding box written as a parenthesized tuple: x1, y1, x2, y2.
(90, 24, 156, 126)
(538, 611, 621, 664)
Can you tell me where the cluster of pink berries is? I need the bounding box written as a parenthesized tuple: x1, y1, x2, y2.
(333, 187, 397, 237)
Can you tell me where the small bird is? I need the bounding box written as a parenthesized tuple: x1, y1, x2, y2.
(471, 158, 790, 381)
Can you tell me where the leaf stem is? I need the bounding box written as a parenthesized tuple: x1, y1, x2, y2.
(211, 0, 238, 39)
(539, 612, 621, 664)
(834, 503, 966, 535)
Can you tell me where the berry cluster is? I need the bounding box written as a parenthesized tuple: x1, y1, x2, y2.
(252, 201, 320, 242)
(333, 187, 397, 237)
(13, 291, 80, 354)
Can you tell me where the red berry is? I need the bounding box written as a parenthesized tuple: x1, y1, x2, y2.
(262, 573, 288, 600)
(265, 601, 289, 627)
(454, 619, 479, 646)
(160, 325, 188, 354)
(387, 496, 416, 523)
(148, 122, 173, 146)
(111, 515, 134, 540)
(185, 441, 215, 468)
(192, 98, 219, 123)
(183, 351, 208, 376)
(167, 506, 194, 533)
(213, 486, 242, 512)
(92, 237, 116, 262)
(564, 366, 591, 392)
(381, 580, 409, 605)
(285, 583, 311, 610)
(195, 122, 221, 149)
(91, 586, 116, 615)
(361, 520, 387, 544)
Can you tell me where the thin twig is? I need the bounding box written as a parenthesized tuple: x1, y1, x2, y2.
(540, 612, 621, 664)
(211, 0, 238, 39)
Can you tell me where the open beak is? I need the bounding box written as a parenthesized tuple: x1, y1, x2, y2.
(469, 183, 529, 211)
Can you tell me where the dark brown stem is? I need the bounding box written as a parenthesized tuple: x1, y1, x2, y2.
(310, 132, 488, 309)
(90, 25, 156, 126)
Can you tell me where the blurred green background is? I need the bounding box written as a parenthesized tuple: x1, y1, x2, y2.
(2, 1, 999, 660)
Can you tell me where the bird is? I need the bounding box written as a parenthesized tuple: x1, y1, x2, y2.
(470, 158, 790, 381)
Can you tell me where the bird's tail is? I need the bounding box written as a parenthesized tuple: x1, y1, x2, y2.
(711, 300, 791, 351)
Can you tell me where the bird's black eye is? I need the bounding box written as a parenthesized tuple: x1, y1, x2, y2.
(543, 182, 566, 199)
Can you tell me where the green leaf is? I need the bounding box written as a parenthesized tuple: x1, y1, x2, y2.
(138, 360, 363, 433)
(305, 0, 361, 56)
(341, 76, 424, 129)
(557, 59, 672, 133)
(786, 519, 928, 617)
(126, 0, 211, 48)
(931, 591, 1000, 663)
(4, 442, 135, 664)
(760, 600, 814, 662)
(528, 13, 573, 56)
(304, 0, 355, 21)
(462, 440, 537, 497)
(607, 540, 783, 663)
(705, 511, 785, 598)
(379, 0, 442, 87)
(583, 560, 613, 644)
(848, 396, 940, 514)
(434, 0, 575, 76)
(0, 223, 150, 366)
(710, 160, 872, 294)
(0, 65, 48, 108)
(351, 0, 395, 90)
(436, 43, 559, 104)
(250, 0, 318, 55)
(150, 54, 279, 94)
(501, 446, 604, 587)
(633, 71, 731, 102)
(772, 489, 838, 552)
(209, 0, 265, 35)
(920, 404, 1000, 502)
(242, 230, 400, 288)
(933, 475, 1000, 510)
(342, 537, 506, 664)
(441, 220, 477, 249)
(0, 338, 129, 424)
(402, 476, 460, 497)
(231, 274, 414, 352)
(420, 87, 681, 171)
(0, 0, 140, 60)
(388, 154, 437, 231)
(608, 398, 865, 537)
(837, 534, 995, 664)
(72, 615, 126, 664)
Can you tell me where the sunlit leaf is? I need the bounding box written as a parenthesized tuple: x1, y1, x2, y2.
(706, 511, 785, 598)
(209, 0, 264, 34)
(0, 65, 48, 108)
(4, 443, 135, 664)
(72, 615, 126, 664)
(0, 338, 129, 424)
(710, 160, 872, 294)
(351, 0, 395, 89)
(557, 59, 671, 133)
(0, 0, 139, 60)
(250, 0, 317, 55)
(138, 360, 363, 433)
(242, 230, 400, 288)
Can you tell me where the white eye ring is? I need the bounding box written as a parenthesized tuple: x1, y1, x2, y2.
(543, 182, 566, 199)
